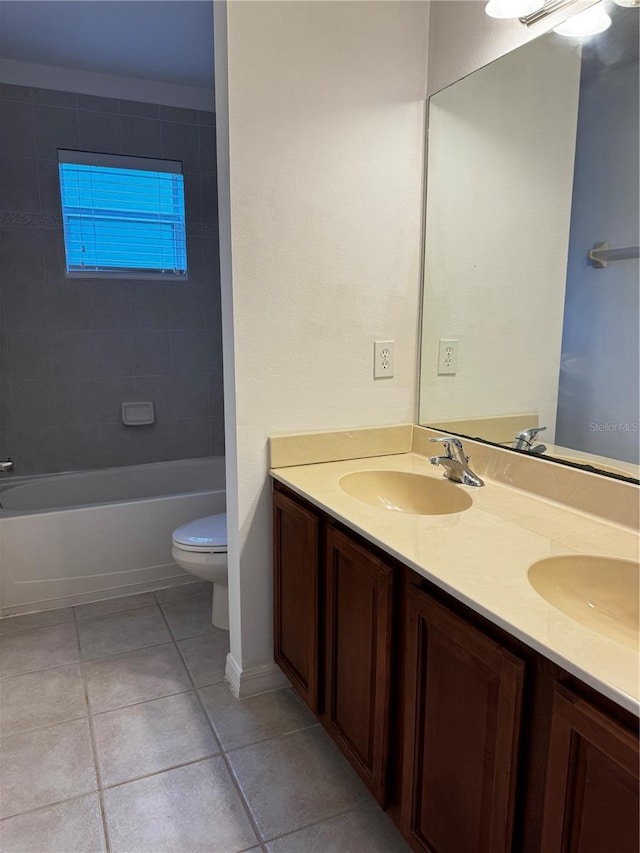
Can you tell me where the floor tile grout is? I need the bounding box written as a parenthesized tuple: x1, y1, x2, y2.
(157, 601, 267, 847)
(73, 604, 112, 853)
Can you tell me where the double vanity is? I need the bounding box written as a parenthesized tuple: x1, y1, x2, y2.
(270, 424, 639, 852)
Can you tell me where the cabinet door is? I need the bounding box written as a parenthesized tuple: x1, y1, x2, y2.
(540, 685, 639, 853)
(273, 488, 321, 712)
(401, 585, 524, 853)
(323, 527, 394, 805)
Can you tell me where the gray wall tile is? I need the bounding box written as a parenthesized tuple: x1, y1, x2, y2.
(33, 88, 77, 108)
(0, 84, 32, 103)
(197, 110, 215, 127)
(88, 281, 132, 329)
(172, 373, 210, 419)
(77, 94, 119, 114)
(160, 105, 198, 125)
(161, 122, 199, 173)
(168, 281, 205, 330)
(131, 282, 169, 330)
(0, 101, 36, 157)
(120, 116, 162, 158)
(55, 377, 136, 426)
(119, 100, 159, 119)
(0, 83, 222, 475)
(34, 105, 79, 159)
(198, 125, 217, 175)
(174, 417, 209, 459)
(78, 110, 122, 153)
(10, 380, 58, 429)
(3, 280, 50, 330)
(7, 330, 52, 379)
(0, 157, 40, 212)
(38, 160, 62, 215)
(134, 330, 171, 375)
(171, 330, 209, 375)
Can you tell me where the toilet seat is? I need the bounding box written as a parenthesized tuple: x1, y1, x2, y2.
(172, 514, 227, 554)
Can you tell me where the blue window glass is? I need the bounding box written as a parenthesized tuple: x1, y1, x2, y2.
(58, 152, 187, 277)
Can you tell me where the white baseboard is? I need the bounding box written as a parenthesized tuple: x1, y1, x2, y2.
(225, 653, 289, 699)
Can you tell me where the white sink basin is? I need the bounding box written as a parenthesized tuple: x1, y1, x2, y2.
(528, 555, 639, 650)
(338, 470, 472, 516)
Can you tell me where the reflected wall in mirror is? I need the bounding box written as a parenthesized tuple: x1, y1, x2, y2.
(419, 2, 639, 482)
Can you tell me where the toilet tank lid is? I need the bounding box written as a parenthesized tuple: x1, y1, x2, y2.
(173, 514, 227, 548)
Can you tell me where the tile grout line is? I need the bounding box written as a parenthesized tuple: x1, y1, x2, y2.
(155, 600, 268, 848)
(73, 605, 112, 853)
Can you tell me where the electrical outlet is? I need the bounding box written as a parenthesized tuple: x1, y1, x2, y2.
(437, 339, 458, 375)
(374, 340, 395, 379)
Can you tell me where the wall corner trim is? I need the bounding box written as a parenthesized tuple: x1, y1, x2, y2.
(225, 653, 289, 699)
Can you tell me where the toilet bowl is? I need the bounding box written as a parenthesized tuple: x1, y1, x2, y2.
(171, 514, 229, 630)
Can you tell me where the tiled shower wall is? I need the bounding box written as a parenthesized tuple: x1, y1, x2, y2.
(0, 83, 223, 475)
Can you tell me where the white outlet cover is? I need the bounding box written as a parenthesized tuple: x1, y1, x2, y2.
(374, 340, 395, 379)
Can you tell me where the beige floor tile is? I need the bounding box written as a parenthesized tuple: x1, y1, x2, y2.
(0, 794, 106, 852)
(77, 605, 170, 660)
(0, 624, 79, 679)
(0, 664, 87, 737)
(227, 726, 368, 840)
(93, 692, 219, 786)
(0, 719, 97, 819)
(0, 608, 74, 636)
(75, 592, 157, 621)
(265, 803, 410, 852)
(160, 596, 217, 641)
(199, 685, 316, 751)
(83, 643, 192, 714)
(103, 757, 259, 853)
(177, 631, 229, 687)
(154, 581, 212, 603)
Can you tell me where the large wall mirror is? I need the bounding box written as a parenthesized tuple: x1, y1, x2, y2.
(418, 2, 639, 483)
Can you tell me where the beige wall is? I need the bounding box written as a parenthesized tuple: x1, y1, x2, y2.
(216, 1, 429, 680)
(427, 0, 595, 96)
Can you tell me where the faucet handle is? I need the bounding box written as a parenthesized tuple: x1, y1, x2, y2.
(428, 436, 467, 461)
(516, 427, 546, 441)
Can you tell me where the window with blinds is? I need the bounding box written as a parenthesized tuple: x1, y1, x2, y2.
(58, 150, 188, 278)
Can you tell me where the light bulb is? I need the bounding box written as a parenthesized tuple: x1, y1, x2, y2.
(554, 3, 612, 36)
(612, 0, 640, 6)
(485, 0, 546, 18)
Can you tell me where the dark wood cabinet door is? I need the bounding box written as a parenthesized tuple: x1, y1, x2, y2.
(323, 526, 394, 805)
(401, 584, 524, 853)
(273, 488, 320, 712)
(540, 685, 639, 853)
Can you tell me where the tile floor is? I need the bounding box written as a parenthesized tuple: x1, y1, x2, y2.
(0, 582, 409, 852)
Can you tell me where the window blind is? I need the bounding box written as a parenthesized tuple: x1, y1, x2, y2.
(58, 151, 187, 278)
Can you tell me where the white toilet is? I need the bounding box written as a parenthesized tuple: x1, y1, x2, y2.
(171, 514, 229, 630)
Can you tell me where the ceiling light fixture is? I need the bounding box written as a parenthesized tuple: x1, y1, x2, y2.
(485, 0, 546, 18)
(553, 2, 612, 35)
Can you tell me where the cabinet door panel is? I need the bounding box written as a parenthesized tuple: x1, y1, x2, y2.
(273, 489, 320, 712)
(402, 585, 524, 853)
(540, 685, 639, 853)
(324, 527, 393, 804)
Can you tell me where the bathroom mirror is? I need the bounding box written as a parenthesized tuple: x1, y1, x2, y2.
(418, 3, 639, 483)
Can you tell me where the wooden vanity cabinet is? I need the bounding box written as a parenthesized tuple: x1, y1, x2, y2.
(272, 483, 640, 853)
(322, 525, 394, 804)
(539, 685, 639, 853)
(400, 583, 525, 853)
(273, 487, 321, 713)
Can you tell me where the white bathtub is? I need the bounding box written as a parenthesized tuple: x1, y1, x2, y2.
(0, 457, 225, 617)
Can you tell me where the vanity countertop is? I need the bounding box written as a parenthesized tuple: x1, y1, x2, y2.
(271, 450, 639, 715)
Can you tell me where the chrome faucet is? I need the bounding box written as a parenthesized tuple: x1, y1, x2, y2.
(429, 438, 484, 487)
(513, 427, 547, 454)
(0, 458, 13, 474)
